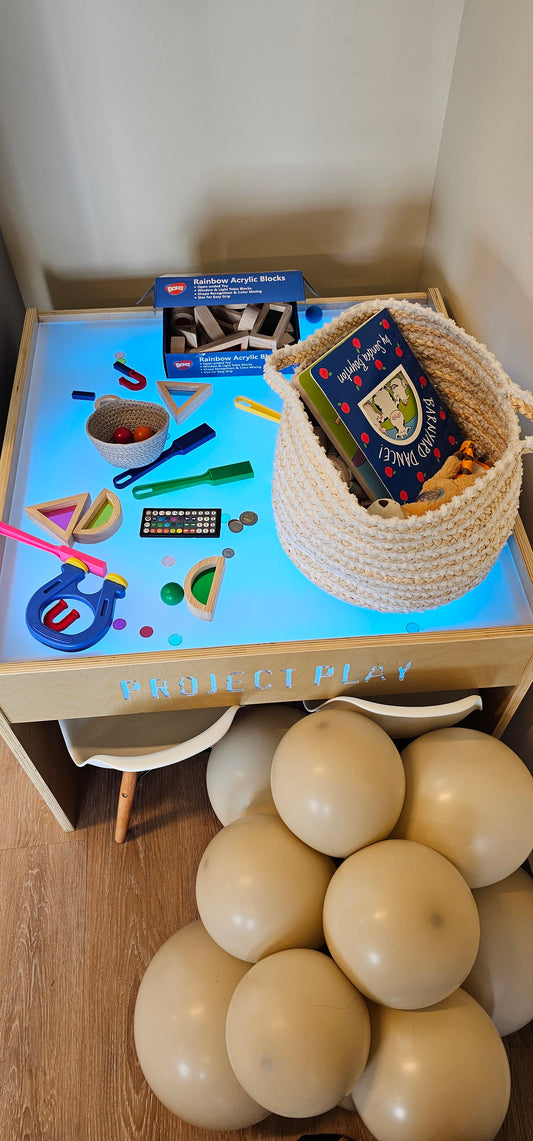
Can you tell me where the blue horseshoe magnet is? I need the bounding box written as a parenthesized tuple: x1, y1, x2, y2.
(25, 559, 127, 652)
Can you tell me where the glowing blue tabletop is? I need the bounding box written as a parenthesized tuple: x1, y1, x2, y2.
(0, 298, 532, 724)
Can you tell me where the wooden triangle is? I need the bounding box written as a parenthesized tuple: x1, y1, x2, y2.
(25, 492, 91, 544)
(184, 555, 225, 622)
(156, 379, 212, 425)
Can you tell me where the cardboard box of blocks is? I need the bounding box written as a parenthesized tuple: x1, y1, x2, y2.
(154, 271, 306, 377)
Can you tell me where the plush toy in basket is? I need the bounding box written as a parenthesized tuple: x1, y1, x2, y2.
(402, 441, 492, 518)
(264, 298, 533, 613)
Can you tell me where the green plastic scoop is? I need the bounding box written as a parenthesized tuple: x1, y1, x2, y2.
(132, 460, 254, 500)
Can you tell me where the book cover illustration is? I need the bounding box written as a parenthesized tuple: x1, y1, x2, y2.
(296, 308, 463, 503)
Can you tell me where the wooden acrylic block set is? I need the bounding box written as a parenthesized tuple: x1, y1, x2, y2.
(24, 488, 123, 545)
(157, 271, 306, 377)
(169, 302, 296, 355)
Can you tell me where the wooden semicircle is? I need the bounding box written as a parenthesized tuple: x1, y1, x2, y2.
(184, 555, 225, 622)
(72, 488, 122, 544)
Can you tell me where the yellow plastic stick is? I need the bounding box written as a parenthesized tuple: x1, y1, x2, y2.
(234, 395, 281, 423)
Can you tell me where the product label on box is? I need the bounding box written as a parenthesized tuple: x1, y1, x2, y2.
(154, 271, 305, 308)
(168, 351, 270, 377)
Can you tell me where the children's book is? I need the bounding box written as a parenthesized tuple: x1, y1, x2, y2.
(295, 308, 463, 503)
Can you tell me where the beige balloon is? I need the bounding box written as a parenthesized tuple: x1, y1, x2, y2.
(352, 989, 511, 1141)
(225, 948, 370, 1118)
(270, 707, 405, 856)
(196, 813, 335, 962)
(206, 704, 304, 824)
(392, 727, 533, 887)
(463, 867, 533, 1036)
(338, 1092, 357, 1111)
(324, 839, 480, 1008)
(134, 920, 268, 1130)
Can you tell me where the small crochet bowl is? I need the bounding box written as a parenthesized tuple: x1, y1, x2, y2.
(86, 395, 169, 469)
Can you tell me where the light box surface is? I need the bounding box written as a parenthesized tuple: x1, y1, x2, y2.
(1, 306, 532, 667)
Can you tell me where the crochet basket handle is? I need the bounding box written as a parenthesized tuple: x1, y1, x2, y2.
(507, 380, 533, 454)
(265, 297, 395, 397)
(264, 314, 533, 458)
(265, 343, 533, 455)
(263, 343, 308, 400)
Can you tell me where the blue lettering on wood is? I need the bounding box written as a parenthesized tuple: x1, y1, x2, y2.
(120, 680, 140, 700)
(227, 672, 245, 692)
(179, 676, 198, 696)
(255, 669, 272, 690)
(150, 678, 170, 698)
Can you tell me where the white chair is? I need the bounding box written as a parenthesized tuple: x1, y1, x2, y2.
(59, 705, 238, 842)
(303, 691, 483, 738)
(59, 691, 483, 842)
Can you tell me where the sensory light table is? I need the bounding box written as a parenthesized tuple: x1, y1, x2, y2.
(0, 289, 533, 831)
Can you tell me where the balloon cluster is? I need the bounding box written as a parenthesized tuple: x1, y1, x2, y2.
(134, 704, 533, 1141)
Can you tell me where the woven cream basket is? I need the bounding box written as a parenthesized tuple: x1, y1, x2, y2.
(264, 298, 533, 613)
(86, 395, 169, 469)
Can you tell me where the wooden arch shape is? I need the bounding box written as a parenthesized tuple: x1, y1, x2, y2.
(184, 555, 225, 622)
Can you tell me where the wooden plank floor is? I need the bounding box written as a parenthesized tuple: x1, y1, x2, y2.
(0, 738, 531, 1141)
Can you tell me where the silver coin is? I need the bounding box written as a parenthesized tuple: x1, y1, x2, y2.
(239, 510, 258, 526)
(228, 519, 243, 533)
(222, 547, 235, 558)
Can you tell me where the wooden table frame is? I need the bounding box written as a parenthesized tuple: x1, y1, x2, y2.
(1, 300, 533, 833)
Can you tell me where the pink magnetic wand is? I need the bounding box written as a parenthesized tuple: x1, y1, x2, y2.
(0, 520, 108, 577)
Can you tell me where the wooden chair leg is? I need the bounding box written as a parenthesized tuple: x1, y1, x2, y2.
(115, 771, 138, 843)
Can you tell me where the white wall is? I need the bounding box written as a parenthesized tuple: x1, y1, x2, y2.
(0, 0, 463, 308)
(421, 0, 533, 396)
(421, 0, 533, 763)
